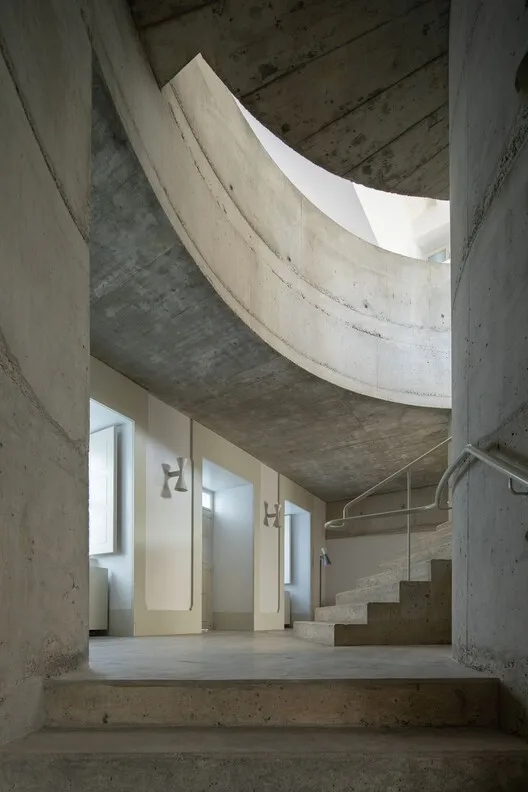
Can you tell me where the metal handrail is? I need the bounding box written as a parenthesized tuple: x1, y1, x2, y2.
(326, 442, 528, 579)
(343, 437, 451, 517)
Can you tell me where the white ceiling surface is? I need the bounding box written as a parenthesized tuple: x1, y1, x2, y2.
(90, 399, 131, 432)
(202, 459, 251, 492)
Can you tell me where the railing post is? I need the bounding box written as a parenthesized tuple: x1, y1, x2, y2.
(406, 469, 412, 580)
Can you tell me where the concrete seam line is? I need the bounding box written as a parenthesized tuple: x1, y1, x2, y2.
(0, 28, 90, 244)
(0, 326, 86, 459)
(452, 105, 528, 305)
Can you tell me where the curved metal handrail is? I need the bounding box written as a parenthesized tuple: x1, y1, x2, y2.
(343, 437, 451, 518)
(326, 443, 528, 532)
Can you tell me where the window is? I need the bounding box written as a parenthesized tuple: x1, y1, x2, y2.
(427, 247, 449, 264)
(202, 488, 214, 511)
(284, 514, 292, 585)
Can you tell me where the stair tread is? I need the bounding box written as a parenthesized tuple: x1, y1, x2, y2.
(2, 727, 526, 756)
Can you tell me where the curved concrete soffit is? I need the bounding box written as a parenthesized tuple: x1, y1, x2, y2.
(166, 57, 451, 409)
(92, 1, 451, 409)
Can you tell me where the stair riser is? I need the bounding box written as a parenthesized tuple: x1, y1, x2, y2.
(315, 605, 367, 623)
(3, 753, 526, 792)
(44, 677, 498, 729)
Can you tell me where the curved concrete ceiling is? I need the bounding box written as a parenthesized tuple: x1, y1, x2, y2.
(90, 70, 450, 501)
(127, 0, 450, 199)
(167, 56, 450, 409)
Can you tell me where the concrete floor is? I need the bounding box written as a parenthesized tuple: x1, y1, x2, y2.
(70, 632, 491, 681)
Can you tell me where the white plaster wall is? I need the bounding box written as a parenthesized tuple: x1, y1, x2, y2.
(450, 0, 528, 735)
(325, 484, 447, 603)
(354, 184, 423, 258)
(194, 425, 285, 632)
(90, 362, 326, 636)
(240, 103, 377, 244)
(202, 509, 214, 629)
(213, 484, 254, 630)
(280, 476, 326, 614)
(145, 395, 192, 613)
(0, 1, 91, 745)
(326, 534, 407, 604)
(257, 464, 281, 622)
(88, 0, 451, 409)
(354, 186, 450, 260)
(90, 359, 148, 635)
(91, 360, 200, 636)
(89, 401, 134, 636)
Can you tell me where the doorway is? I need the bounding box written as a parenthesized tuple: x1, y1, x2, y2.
(284, 500, 311, 626)
(202, 460, 254, 631)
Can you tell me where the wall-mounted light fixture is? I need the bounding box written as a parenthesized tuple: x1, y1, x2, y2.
(264, 501, 281, 528)
(319, 546, 332, 607)
(320, 547, 332, 567)
(161, 457, 188, 497)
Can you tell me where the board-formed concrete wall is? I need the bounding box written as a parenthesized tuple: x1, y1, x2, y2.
(89, 0, 451, 411)
(0, 1, 91, 745)
(450, 0, 528, 734)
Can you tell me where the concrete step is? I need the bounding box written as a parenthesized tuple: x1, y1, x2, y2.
(315, 602, 368, 623)
(294, 609, 450, 646)
(2, 727, 527, 792)
(322, 560, 453, 622)
(298, 561, 452, 647)
(44, 674, 497, 729)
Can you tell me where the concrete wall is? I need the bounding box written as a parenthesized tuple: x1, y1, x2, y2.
(89, 401, 134, 636)
(213, 484, 254, 630)
(450, 0, 528, 734)
(0, 1, 91, 745)
(88, 0, 451, 409)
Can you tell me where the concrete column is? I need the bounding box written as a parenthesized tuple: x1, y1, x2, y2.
(450, 0, 528, 733)
(0, 3, 91, 744)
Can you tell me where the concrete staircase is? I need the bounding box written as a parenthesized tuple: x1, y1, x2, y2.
(1, 671, 528, 790)
(2, 524, 528, 790)
(295, 521, 453, 646)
